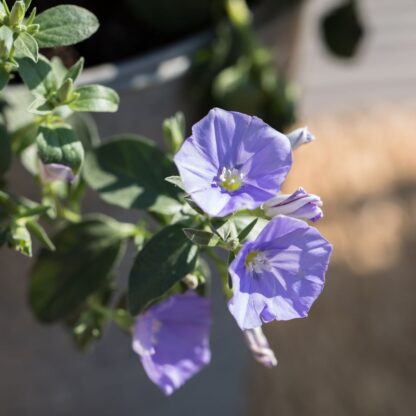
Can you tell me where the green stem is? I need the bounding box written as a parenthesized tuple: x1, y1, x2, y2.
(88, 300, 134, 332)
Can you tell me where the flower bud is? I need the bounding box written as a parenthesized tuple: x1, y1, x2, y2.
(26, 23, 40, 35)
(286, 126, 315, 150)
(40, 163, 75, 183)
(163, 112, 185, 155)
(9, 1, 26, 27)
(182, 274, 199, 290)
(264, 187, 323, 222)
(243, 327, 277, 368)
(57, 78, 75, 104)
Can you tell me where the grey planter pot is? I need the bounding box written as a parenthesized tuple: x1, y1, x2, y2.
(0, 4, 303, 416)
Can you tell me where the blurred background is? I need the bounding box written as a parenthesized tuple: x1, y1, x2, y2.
(1, 0, 416, 414)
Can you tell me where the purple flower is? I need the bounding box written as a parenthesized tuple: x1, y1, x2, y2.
(228, 216, 332, 329)
(264, 187, 323, 222)
(243, 327, 277, 368)
(40, 163, 75, 183)
(286, 127, 315, 150)
(132, 291, 211, 395)
(174, 108, 292, 217)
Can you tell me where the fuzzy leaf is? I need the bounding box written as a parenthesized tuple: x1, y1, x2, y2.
(70, 85, 119, 113)
(83, 135, 180, 211)
(34, 5, 99, 48)
(14, 32, 39, 62)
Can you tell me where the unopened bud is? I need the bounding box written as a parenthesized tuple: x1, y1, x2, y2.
(26, 23, 39, 34)
(182, 274, 199, 290)
(226, 0, 251, 27)
(244, 327, 277, 368)
(57, 78, 74, 104)
(163, 112, 185, 154)
(39, 162, 75, 183)
(286, 126, 315, 150)
(9, 1, 26, 27)
(264, 187, 323, 222)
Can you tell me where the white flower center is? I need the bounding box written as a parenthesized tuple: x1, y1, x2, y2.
(245, 251, 272, 274)
(219, 167, 244, 192)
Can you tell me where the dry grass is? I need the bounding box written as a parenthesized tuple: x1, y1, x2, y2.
(245, 105, 416, 416)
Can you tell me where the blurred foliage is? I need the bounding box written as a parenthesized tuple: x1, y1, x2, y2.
(192, 0, 297, 132)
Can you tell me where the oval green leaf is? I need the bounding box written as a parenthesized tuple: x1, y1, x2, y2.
(34, 5, 99, 48)
(29, 216, 126, 322)
(70, 85, 119, 113)
(128, 224, 198, 315)
(83, 136, 181, 212)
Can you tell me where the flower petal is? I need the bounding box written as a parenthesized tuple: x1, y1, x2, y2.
(132, 291, 211, 395)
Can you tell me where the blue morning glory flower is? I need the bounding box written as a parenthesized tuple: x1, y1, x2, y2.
(228, 216, 333, 329)
(132, 291, 211, 395)
(174, 108, 292, 217)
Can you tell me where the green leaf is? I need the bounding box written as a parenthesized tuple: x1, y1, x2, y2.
(17, 56, 57, 97)
(233, 215, 268, 241)
(237, 218, 258, 242)
(128, 224, 198, 315)
(28, 97, 54, 114)
(34, 5, 99, 48)
(29, 216, 126, 322)
(183, 228, 219, 247)
(70, 85, 119, 113)
(51, 57, 67, 84)
(11, 122, 38, 154)
(0, 121, 11, 176)
(210, 218, 238, 241)
(64, 57, 84, 84)
(66, 112, 100, 150)
(26, 220, 55, 251)
(14, 32, 39, 62)
(36, 125, 84, 171)
(0, 26, 14, 56)
(165, 175, 185, 191)
(83, 135, 180, 211)
(146, 194, 184, 216)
